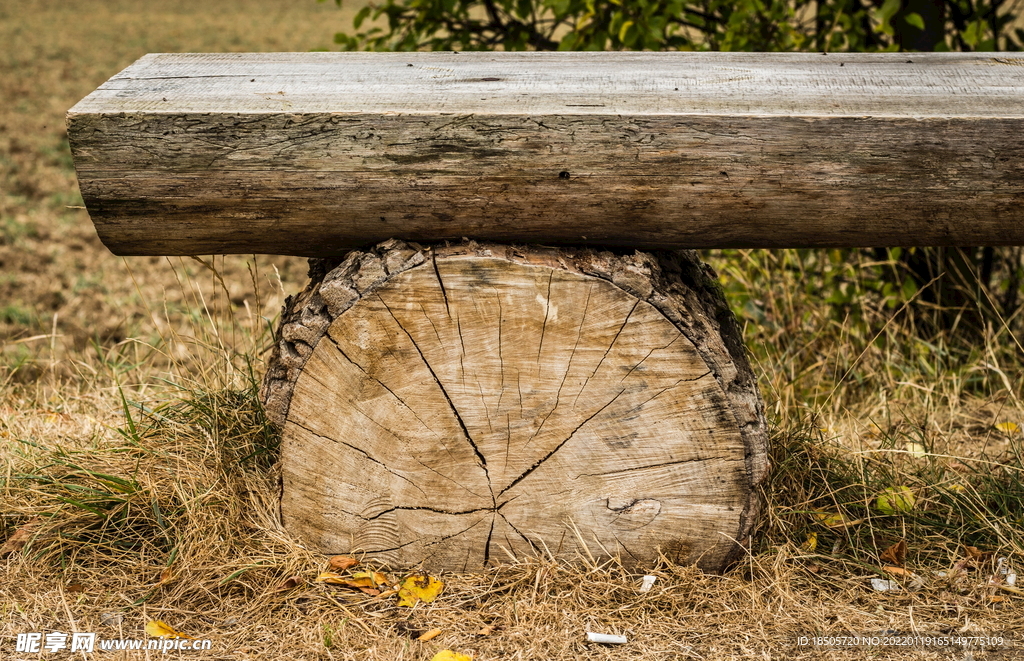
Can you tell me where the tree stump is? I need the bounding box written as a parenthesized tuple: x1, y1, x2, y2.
(262, 240, 768, 572)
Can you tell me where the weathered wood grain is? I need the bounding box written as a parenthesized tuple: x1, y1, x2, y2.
(67, 52, 1024, 255)
(264, 240, 767, 571)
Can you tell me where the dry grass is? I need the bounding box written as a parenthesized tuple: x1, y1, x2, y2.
(3, 1, 1024, 659)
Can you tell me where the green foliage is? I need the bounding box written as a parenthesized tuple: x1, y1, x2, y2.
(328, 0, 1023, 53)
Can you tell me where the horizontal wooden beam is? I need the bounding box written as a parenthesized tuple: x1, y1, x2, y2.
(68, 52, 1024, 256)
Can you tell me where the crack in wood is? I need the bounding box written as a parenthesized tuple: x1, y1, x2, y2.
(325, 334, 435, 432)
(535, 270, 554, 363)
(483, 514, 495, 566)
(497, 389, 627, 498)
(292, 357, 479, 490)
(358, 504, 496, 521)
(285, 418, 428, 497)
(578, 455, 732, 478)
(619, 334, 683, 382)
(431, 251, 451, 318)
(571, 298, 640, 410)
(498, 512, 541, 554)
(377, 293, 496, 506)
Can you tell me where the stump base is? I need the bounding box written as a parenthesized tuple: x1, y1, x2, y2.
(263, 241, 767, 572)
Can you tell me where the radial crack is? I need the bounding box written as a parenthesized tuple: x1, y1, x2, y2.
(360, 504, 496, 521)
(377, 293, 495, 505)
(325, 333, 434, 431)
(536, 270, 554, 362)
(521, 282, 592, 451)
(432, 252, 451, 318)
(498, 389, 626, 497)
(287, 418, 427, 497)
(578, 455, 731, 478)
(571, 298, 639, 409)
(619, 334, 684, 383)
(499, 513, 541, 553)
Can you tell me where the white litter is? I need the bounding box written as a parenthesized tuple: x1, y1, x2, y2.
(586, 632, 628, 644)
(639, 575, 657, 593)
(870, 578, 901, 592)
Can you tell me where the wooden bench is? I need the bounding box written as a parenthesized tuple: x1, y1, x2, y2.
(67, 52, 1024, 572)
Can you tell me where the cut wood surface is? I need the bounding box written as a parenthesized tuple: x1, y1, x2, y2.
(262, 240, 768, 571)
(67, 52, 1024, 256)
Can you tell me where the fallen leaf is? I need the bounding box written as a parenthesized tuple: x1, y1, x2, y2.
(880, 540, 907, 567)
(800, 533, 818, 552)
(965, 546, 994, 566)
(351, 570, 390, 587)
(397, 574, 444, 607)
(874, 486, 916, 515)
(157, 567, 173, 586)
(882, 566, 914, 577)
(995, 422, 1020, 434)
(0, 517, 42, 556)
(67, 583, 86, 593)
(417, 628, 442, 642)
(316, 572, 380, 595)
(273, 576, 303, 592)
(430, 651, 471, 661)
(476, 625, 497, 636)
(812, 511, 864, 528)
(316, 571, 351, 585)
(145, 620, 192, 640)
(328, 555, 359, 572)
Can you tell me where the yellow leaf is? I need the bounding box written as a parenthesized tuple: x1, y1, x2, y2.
(947, 484, 966, 493)
(875, 486, 916, 515)
(397, 574, 444, 607)
(430, 651, 471, 661)
(316, 571, 350, 585)
(800, 533, 817, 552)
(351, 570, 390, 587)
(417, 628, 442, 641)
(145, 620, 192, 639)
(995, 422, 1019, 434)
(812, 511, 863, 528)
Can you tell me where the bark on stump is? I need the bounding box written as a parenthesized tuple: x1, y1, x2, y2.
(262, 240, 768, 572)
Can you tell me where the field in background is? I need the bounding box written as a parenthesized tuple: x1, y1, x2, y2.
(2, 1, 1024, 659)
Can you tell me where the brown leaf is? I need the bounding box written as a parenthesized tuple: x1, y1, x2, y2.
(316, 572, 380, 595)
(880, 540, 907, 567)
(882, 565, 914, 577)
(156, 567, 174, 586)
(274, 576, 303, 592)
(328, 555, 359, 572)
(0, 517, 42, 556)
(476, 625, 498, 636)
(67, 583, 86, 593)
(417, 628, 442, 642)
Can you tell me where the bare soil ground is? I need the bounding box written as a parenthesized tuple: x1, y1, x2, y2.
(2, 1, 1023, 659)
